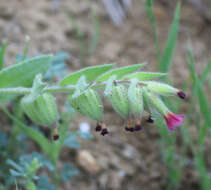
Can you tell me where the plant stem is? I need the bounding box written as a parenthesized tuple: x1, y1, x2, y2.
(0, 80, 146, 96)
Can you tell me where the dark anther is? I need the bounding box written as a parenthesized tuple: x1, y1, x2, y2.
(53, 135, 59, 141)
(101, 128, 109, 136)
(177, 91, 186, 99)
(95, 124, 102, 132)
(125, 127, 134, 132)
(129, 127, 134, 132)
(146, 116, 154, 123)
(134, 125, 142, 131)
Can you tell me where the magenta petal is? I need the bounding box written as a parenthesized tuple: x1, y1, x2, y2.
(164, 113, 185, 131)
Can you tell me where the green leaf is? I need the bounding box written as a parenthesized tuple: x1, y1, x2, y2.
(60, 64, 114, 86)
(196, 81, 211, 125)
(0, 42, 7, 70)
(0, 105, 52, 156)
(89, 9, 100, 55)
(123, 71, 166, 80)
(159, 1, 181, 72)
(144, 0, 160, 61)
(96, 63, 147, 82)
(9, 169, 22, 177)
(200, 60, 211, 82)
(7, 160, 24, 172)
(0, 55, 53, 88)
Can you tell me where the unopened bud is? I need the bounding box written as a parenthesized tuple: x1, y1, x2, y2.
(144, 81, 179, 96)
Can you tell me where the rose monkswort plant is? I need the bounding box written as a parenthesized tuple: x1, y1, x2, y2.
(0, 58, 186, 136)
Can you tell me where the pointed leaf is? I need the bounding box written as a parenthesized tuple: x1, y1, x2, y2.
(0, 42, 7, 70)
(159, 1, 181, 72)
(0, 55, 53, 88)
(96, 63, 147, 82)
(123, 71, 166, 80)
(7, 160, 24, 172)
(60, 64, 114, 86)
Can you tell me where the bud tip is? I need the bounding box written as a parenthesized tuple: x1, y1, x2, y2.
(177, 91, 186, 99)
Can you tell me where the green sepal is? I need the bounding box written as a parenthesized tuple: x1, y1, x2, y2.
(143, 88, 169, 116)
(69, 89, 103, 121)
(106, 85, 129, 119)
(128, 79, 143, 118)
(21, 93, 58, 126)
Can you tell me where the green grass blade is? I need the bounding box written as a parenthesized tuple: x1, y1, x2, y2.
(200, 60, 211, 82)
(144, 0, 161, 61)
(89, 10, 100, 55)
(0, 42, 7, 70)
(159, 1, 181, 72)
(196, 80, 211, 126)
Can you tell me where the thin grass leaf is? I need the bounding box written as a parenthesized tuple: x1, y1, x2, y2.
(89, 10, 100, 55)
(0, 42, 7, 70)
(187, 48, 211, 125)
(144, 0, 160, 60)
(196, 80, 211, 126)
(159, 1, 181, 72)
(200, 60, 211, 82)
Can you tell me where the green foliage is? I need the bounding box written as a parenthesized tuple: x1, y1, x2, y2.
(0, 55, 53, 88)
(159, 1, 181, 72)
(96, 63, 146, 82)
(124, 71, 166, 80)
(60, 64, 114, 85)
(144, 0, 160, 60)
(0, 42, 7, 70)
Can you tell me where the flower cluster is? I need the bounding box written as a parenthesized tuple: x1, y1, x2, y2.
(20, 71, 186, 137)
(68, 81, 186, 136)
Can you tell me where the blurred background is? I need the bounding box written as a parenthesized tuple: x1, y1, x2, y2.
(0, 0, 211, 189)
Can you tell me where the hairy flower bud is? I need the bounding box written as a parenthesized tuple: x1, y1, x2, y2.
(144, 89, 184, 130)
(144, 81, 181, 97)
(106, 85, 129, 119)
(21, 93, 58, 126)
(69, 89, 103, 121)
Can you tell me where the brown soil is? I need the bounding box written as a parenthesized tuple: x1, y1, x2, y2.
(0, 0, 211, 189)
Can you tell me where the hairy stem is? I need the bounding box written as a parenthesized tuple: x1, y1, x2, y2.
(0, 80, 146, 96)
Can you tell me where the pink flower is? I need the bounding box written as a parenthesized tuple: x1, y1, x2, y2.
(164, 112, 185, 131)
